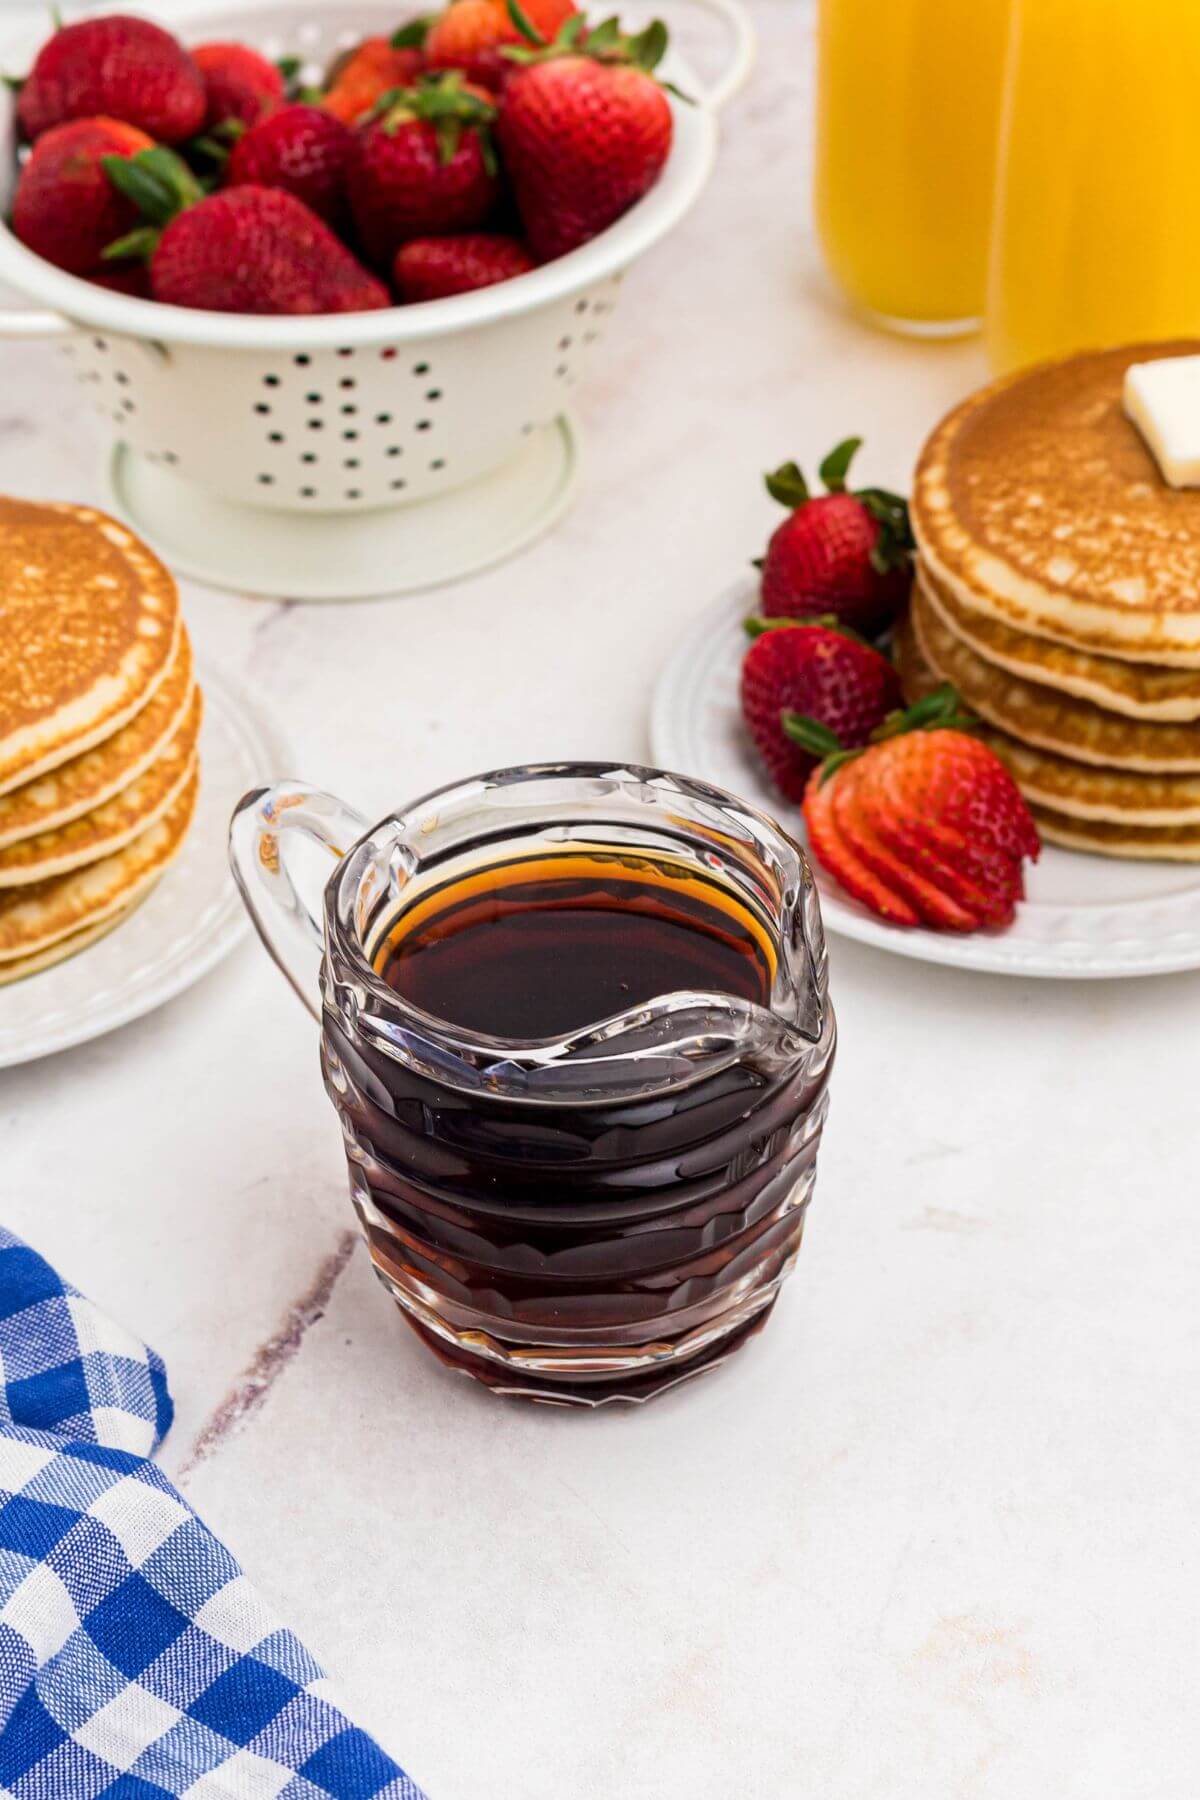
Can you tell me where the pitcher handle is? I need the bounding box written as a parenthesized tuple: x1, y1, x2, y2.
(229, 782, 369, 1022)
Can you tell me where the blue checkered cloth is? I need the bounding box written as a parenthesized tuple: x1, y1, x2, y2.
(0, 1229, 427, 1799)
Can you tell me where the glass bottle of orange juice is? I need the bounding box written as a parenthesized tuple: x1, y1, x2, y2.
(813, 0, 1010, 335)
(987, 0, 1200, 372)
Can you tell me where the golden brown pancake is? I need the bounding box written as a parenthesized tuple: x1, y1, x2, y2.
(0, 767, 198, 964)
(913, 343, 1200, 666)
(0, 904, 136, 986)
(0, 690, 201, 886)
(909, 579, 1200, 772)
(917, 558, 1200, 723)
(1031, 806, 1200, 863)
(0, 627, 194, 850)
(0, 499, 180, 795)
(894, 611, 1200, 827)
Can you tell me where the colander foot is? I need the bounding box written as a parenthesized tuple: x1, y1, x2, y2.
(101, 418, 580, 601)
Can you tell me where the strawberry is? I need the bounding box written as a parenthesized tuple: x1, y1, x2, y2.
(394, 231, 533, 299)
(425, 0, 578, 92)
(760, 439, 914, 635)
(797, 690, 1040, 932)
(496, 14, 675, 262)
(13, 117, 155, 276)
(193, 42, 285, 130)
(226, 105, 354, 228)
(101, 150, 389, 314)
(17, 15, 206, 145)
(348, 73, 500, 267)
(321, 35, 426, 124)
(739, 617, 900, 804)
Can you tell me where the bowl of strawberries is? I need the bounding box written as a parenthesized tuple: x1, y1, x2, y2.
(0, 0, 752, 597)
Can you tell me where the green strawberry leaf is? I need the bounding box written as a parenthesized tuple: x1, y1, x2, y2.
(817, 436, 862, 492)
(628, 19, 668, 71)
(103, 148, 204, 227)
(1, 73, 24, 93)
(101, 224, 161, 264)
(764, 461, 810, 509)
(276, 53, 303, 81)
(781, 712, 844, 759)
(871, 683, 977, 742)
(506, 0, 548, 44)
(744, 612, 869, 644)
(392, 17, 432, 48)
(858, 486, 915, 573)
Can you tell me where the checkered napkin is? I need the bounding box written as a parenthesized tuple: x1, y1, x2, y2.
(0, 1229, 427, 1800)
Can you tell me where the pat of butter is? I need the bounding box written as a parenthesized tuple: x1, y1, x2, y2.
(1124, 356, 1200, 488)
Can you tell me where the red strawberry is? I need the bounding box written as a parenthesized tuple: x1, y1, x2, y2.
(322, 36, 426, 124)
(151, 187, 390, 315)
(394, 231, 533, 299)
(760, 439, 914, 635)
(497, 18, 674, 262)
(740, 618, 900, 804)
(101, 150, 390, 315)
(18, 15, 205, 145)
(226, 105, 354, 228)
(348, 73, 499, 267)
(13, 117, 154, 276)
(425, 0, 577, 91)
(193, 42, 285, 130)
(800, 694, 1040, 932)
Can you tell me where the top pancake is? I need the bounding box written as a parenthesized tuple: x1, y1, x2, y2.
(913, 342, 1200, 666)
(0, 498, 180, 796)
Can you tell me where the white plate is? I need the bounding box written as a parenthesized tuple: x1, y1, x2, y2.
(0, 663, 289, 1067)
(652, 580, 1200, 979)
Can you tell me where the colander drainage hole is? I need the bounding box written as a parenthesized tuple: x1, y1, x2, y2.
(269, 432, 284, 443)
(387, 446, 402, 457)
(294, 354, 311, 366)
(343, 430, 359, 441)
(300, 486, 316, 497)
(257, 474, 274, 485)
(431, 459, 445, 470)
(415, 419, 432, 432)
(412, 362, 430, 375)
(344, 458, 360, 469)
(346, 489, 362, 500)
(306, 392, 322, 404)
(308, 419, 324, 431)
(263, 375, 280, 387)
(301, 453, 317, 464)
(341, 404, 357, 416)
(254, 403, 271, 415)
(391, 479, 407, 490)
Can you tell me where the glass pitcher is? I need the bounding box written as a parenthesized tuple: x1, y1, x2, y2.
(229, 763, 836, 1407)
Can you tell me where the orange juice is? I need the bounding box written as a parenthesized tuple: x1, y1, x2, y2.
(987, 0, 1200, 372)
(813, 0, 1010, 333)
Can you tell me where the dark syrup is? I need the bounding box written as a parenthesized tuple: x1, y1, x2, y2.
(323, 849, 830, 1398)
(374, 850, 774, 1038)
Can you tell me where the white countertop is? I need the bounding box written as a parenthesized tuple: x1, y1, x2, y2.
(3, 4, 1199, 1795)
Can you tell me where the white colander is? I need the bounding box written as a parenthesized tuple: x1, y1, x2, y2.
(0, 0, 751, 597)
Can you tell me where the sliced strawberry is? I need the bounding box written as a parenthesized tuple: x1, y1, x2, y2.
(831, 757, 981, 932)
(852, 752, 1004, 925)
(803, 767, 920, 928)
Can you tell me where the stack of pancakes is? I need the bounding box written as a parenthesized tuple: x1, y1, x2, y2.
(904, 342, 1200, 861)
(0, 499, 200, 984)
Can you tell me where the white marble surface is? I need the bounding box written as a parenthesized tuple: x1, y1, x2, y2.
(3, 3, 1200, 1796)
